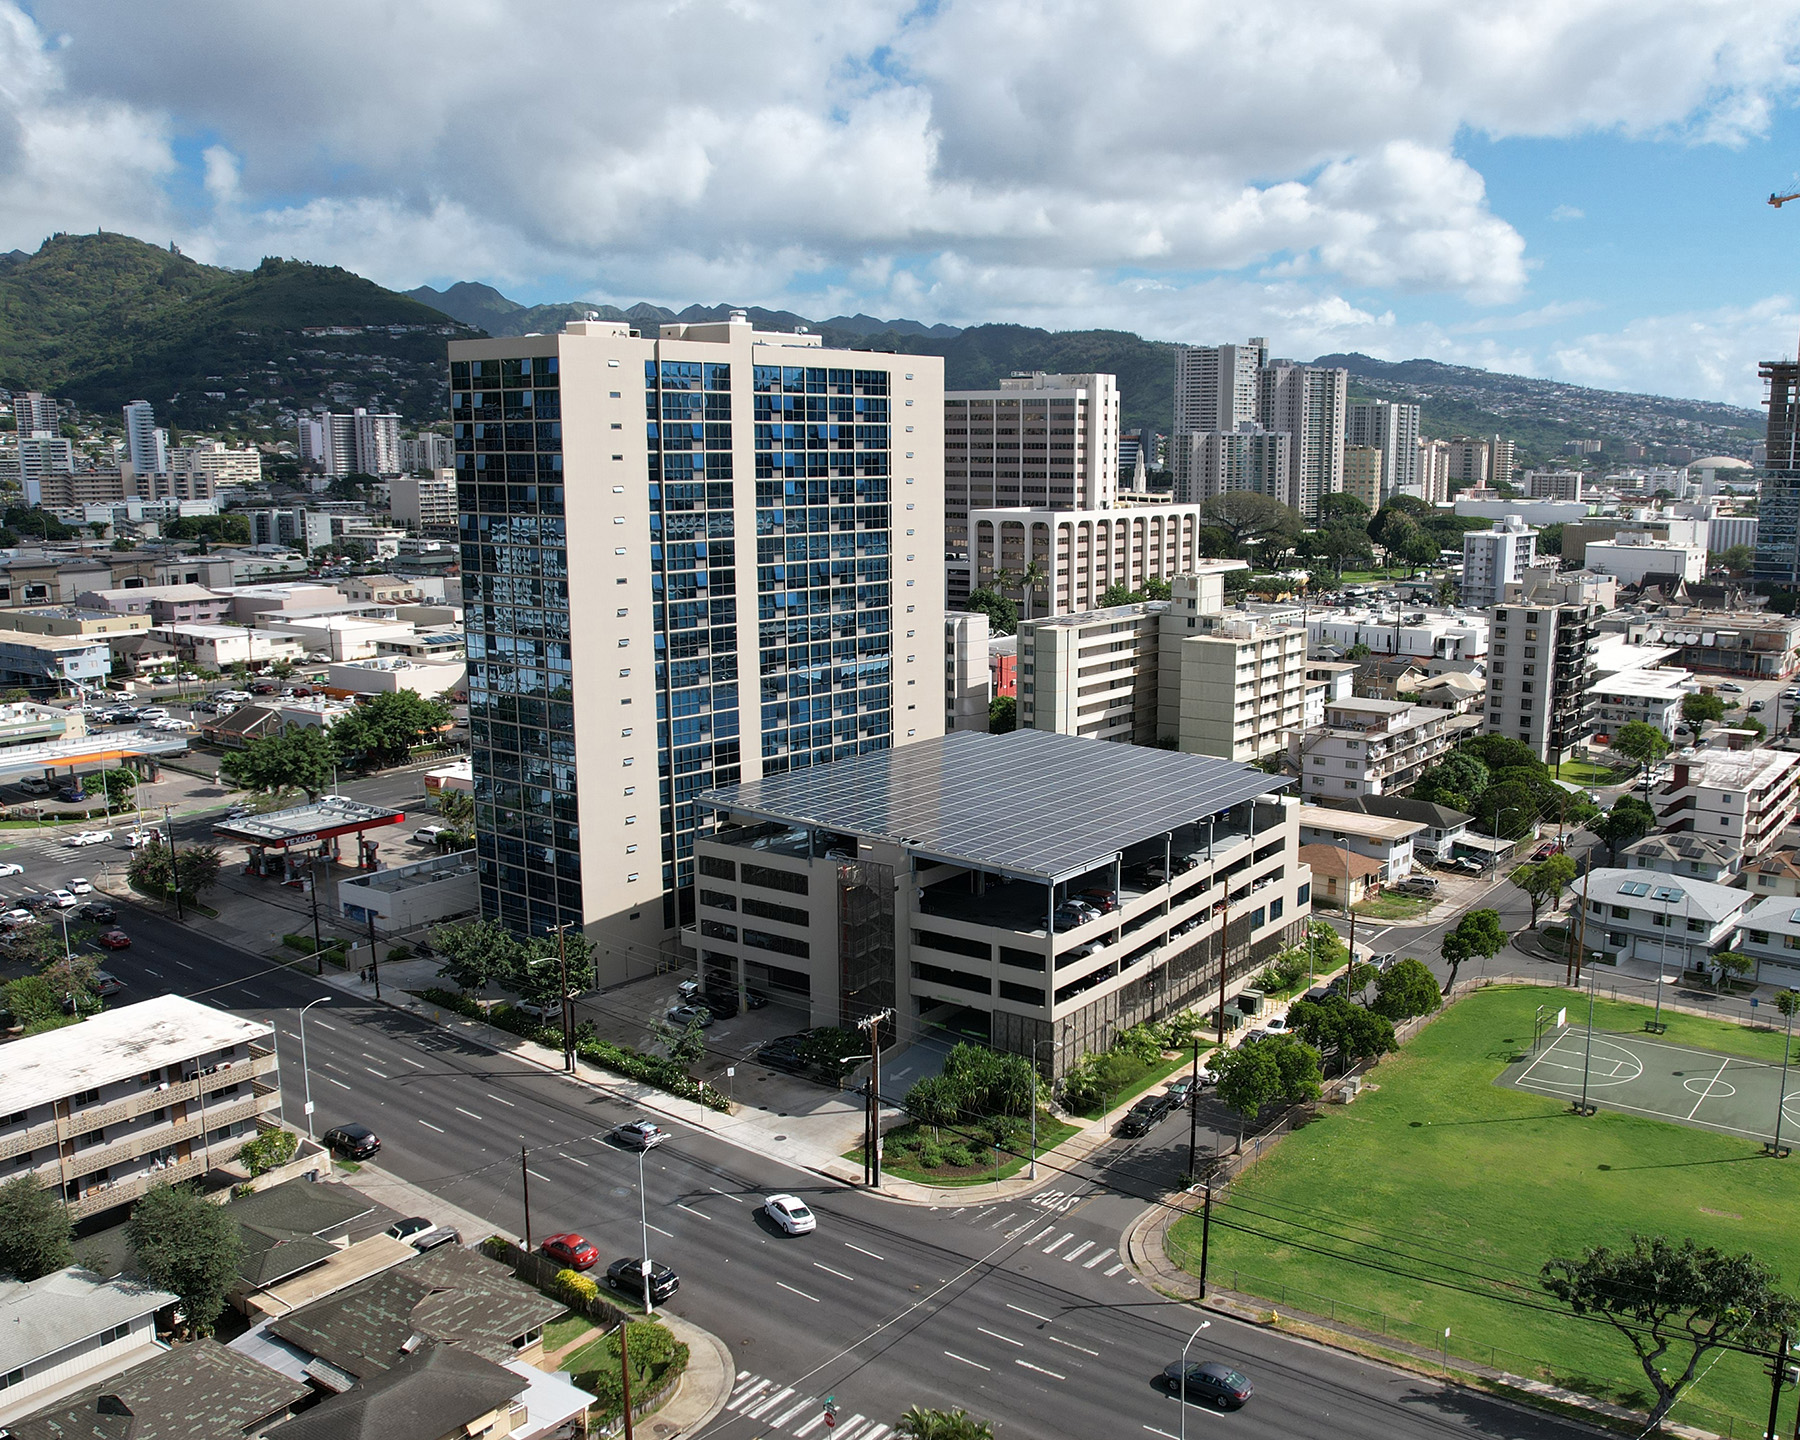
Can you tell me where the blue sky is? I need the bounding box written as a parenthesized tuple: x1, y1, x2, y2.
(8, 0, 1800, 406)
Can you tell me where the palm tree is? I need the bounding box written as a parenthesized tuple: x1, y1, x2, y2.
(1019, 560, 1048, 620)
(898, 1408, 994, 1440)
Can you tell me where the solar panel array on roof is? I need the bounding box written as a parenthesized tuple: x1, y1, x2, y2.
(700, 729, 1287, 882)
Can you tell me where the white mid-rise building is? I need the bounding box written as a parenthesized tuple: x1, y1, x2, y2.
(945, 611, 992, 733)
(122, 400, 167, 478)
(1653, 747, 1800, 860)
(944, 372, 1118, 570)
(1293, 697, 1458, 801)
(1484, 567, 1608, 764)
(1524, 469, 1584, 501)
(352, 408, 402, 477)
(1461, 516, 1537, 609)
(1588, 667, 1694, 739)
(1020, 601, 1165, 745)
(1157, 569, 1309, 762)
(954, 504, 1206, 616)
(390, 472, 458, 532)
(1583, 533, 1707, 585)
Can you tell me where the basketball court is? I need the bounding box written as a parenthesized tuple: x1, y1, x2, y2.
(1499, 1026, 1800, 1145)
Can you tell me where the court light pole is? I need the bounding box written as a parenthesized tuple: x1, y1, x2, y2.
(1771, 992, 1798, 1158)
(1576, 951, 1598, 1117)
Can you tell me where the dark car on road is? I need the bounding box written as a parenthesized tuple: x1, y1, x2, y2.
(77, 903, 116, 923)
(1116, 1092, 1176, 1137)
(606, 1256, 679, 1304)
(321, 1123, 380, 1160)
(1163, 1359, 1254, 1409)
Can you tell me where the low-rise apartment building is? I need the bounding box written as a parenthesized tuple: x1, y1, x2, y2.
(1297, 804, 1421, 881)
(0, 995, 280, 1220)
(1157, 572, 1308, 761)
(1748, 848, 1800, 898)
(693, 728, 1310, 1074)
(1577, 867, 1753, 973)
(1292, 697, 1458, 801)
(953, 505, 1210, 617)
(1588, 667, 1692, 739)
(1342, 794, 1472, 860)
(1020, 601, 1165, 745)
(1653, 747, 1800, 859)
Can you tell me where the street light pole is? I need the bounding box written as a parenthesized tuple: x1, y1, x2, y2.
(637, 1146, 655, 1317)
(298, 996, 331, 1141)
(1030, 1037, 1062, 1180)
(1178, 1319, 1211, 1440)
(1772, 1000, 1796, 1158)
(1576, 950, 1598, 1116)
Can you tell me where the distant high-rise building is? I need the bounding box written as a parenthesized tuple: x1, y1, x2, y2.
(352, 409, 402, 477)
(1461, 515, 1537, 609)
(1755, 360, 1800, 585)
(1346, 400, 1421, 500)
(1169, 427, 1290, 505)
(1173, 340, 1266, 433)
(1489, 434, 1516, 488)
(1417, 437, 1451, 504)
(14, 391, 58, 436)
(122, 401, 168, 477)
(1258, 361, 1347, 519)
(1342, 445, 1382, 513)
(401, 432, 454, 472)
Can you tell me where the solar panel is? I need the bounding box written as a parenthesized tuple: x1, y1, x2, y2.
(699, 729, 1288, 881)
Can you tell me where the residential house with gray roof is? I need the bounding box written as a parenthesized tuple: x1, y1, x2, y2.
(0, 1267, 177, 1424)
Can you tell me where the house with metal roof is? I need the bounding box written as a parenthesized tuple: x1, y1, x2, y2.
(0, 1268, 177, 1424)
(696, 727, 1312, 1075)
(1619, 832, 1739, 884)
(1297, 804, 1424, 882)
(1573, 867, 1754, 974)
(1738, 895, 1800, 983)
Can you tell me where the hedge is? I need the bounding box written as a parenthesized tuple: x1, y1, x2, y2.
(283, 933, 348, 955)
(570, 1319, 689, 1426)
(552, 1267, 599, 1308)
(237, 1129, 299, 1176)
(419, 988, 731, 1112)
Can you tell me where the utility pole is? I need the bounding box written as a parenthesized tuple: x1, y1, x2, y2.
(162, 804, 183, 922)
(308, 855, 325, 976)
(556, 922, 574, 1073)
(620, 1318, 635, 1440)
(520, 1145, 532, 1251)
(1767, 1330, 1791, 1440)
(366, 909, 381, 1000)
(1571, 847, 1593, 987)
(855, 1008, 893, 1188)
(1197, 1182, 1213, 1299)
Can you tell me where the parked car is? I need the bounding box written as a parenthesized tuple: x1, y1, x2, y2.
(606, 1256, 679, 1303)
(0, 909, 32, 929)
(321, 1123, 381, 1159)
(1262, 1014, 1290, 1034)
(665, 1003, 714, 1028)
(384, 1216, 435, 1242)
(1720, 682, 1745, 692)
(763, 1193, 817, 1235)
(1163, 1360, 1254, 1410)
(1117, 1092, 1177, 1137)
(743, 989, 770, 1009)
(136, 708, 169, 721)
(676, 979, 703, 1001)
(16, 778, 49, 796)
(1052, 901, 1098, 931)
(57, 789, 88, 804)
(92, 969, 124, 996)
(1367, 953, 1398, 971)
(95, 930, 131, 950)
(542, 1233, 600, 1270)
(612, 1119, 668, 1150)
(1446, 857, 1484, 875)
(1165, 1076, 1196, 1103)
(413, 824, 451, 844)
(409, 1225, 461, 1253)
(1751, 699, 1767, 713)
(226, 805, 255, 820)
(700, 988, 740, 1019)
(757, 1042, 808, 1074)
(62, 831, 112, 848)
(1076, 888, 1119, 914)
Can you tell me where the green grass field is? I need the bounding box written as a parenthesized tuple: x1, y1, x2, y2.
(1553, 758, 1629, 786)
(1167, 986, 1800, 1435)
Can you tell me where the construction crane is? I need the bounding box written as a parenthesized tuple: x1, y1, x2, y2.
(1773, 191, 1800, 207)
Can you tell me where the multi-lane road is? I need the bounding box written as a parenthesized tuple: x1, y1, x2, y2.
(48, 873, 1597, 1440)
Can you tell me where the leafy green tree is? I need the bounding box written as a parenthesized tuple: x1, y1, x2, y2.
(1535, 522, 1564, 556)
(237, 1129, 299, 1177)
(432, 917, 524, 994)
(127, 1183, 245, 1337)
(1593, 794, 1657, 864)
(1514, 853, 1577, 929)
(174, 846, 223, 900)
(0, 1174, 73, 1279)
(964, 587, 1017, 637)
(1414, 751, 1489, 812)
(1018, 559, 1049, 619)
(653, 1015, 708, 1067)
(1716, 544, 1754, 574)
(1212, 1035, 1322, 1147)
(1442, 908, 1506, 992)
(1201, 492, 1301, 552)
(1461, 734, 1546, 773)
(1099, 582, 1145, 608)
(1141, 576, 1172, 601)
(987, 695, 1016, 734)
(1541, 1236, 1800, 1432)
(3, 974, 67, 1032)
(1608, 720, 1669, 780)
(1682, 692, 1725, 726)
(1371, 958, 1441, 1021)
(1434, 577, 1457, 606)
(899, 1407, 995, 1440)
(1285, 995, 1396, 1074)
(220, 723, 336, 798)
(1474, 779, 1538, 840)
(1320, 492, 1371, 524)
(331, 690, 453, 769)
(1712, 951, 1753, 985)
(1343, 642, 1372, 661)
(100, 766, 137, 812)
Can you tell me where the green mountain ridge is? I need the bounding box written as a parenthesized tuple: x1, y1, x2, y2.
(0, 232, 475, 428)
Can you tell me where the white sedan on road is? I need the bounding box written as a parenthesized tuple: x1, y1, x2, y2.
(0, 862, 23, 878)
(63, 831, 112, 848)
(66, 878, 92, 895)
(763, 1194, 817, 1235)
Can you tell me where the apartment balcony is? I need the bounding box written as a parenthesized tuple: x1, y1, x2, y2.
(54, 1088, 281, 1184)
(68, 1155, 209, 1221)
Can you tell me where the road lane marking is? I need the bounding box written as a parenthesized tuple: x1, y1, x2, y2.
(454, 1107, 483, 1120)
(1042, 1232, 1073, 1254)
(313, 1020, 337, 1031)
(748, 1386, 795, 1418)
(142, 968, 161, 977)
(812, 1261, 855, 1281)
(360, 1051, 381, 1061)
(1046, 1334, 1100, 1356)
(174, 960, 194, 970)
(323, 1063, 348, 1073)
(397, 1056, 427, 1069)
(1104, 1262, 1126, 1276)
(486, 1093, 516, 1107)
(322, 1076, 351, 1090)
(709, 1186, 744, 1203)
(1017, 1359, 1065, 1380)
(977, 1326, 1022, 1347)
(646, 1223, 673, 1238)
(566, 1156, 590, 1167)
(1144, 1428, 1180, 1439)
(1007, 1303, 1053, 1322)
(777, 1281, 819, 1302)
(944, 1351, 990, 1371)
(844, 1242, 885, 1261)
(989, 1210, 1019, 1229)
(676, 1203, 711, 1220)
(363, 1067, 388, 1079)
(418, 1120, 445, 1133)
(1063, 1240, 1094, 1262)
(526, 1169, 552, 1182)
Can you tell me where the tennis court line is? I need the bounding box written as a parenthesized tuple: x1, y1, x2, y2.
(1510, 1075, 1787, 1141)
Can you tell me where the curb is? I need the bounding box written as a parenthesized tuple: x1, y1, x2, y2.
(655, 1313, 735, 1438)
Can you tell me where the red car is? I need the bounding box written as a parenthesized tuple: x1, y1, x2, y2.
(95, 929, 131, 950)
(541, 1233, 599, 1271)
(1531, 843, 1557, 862)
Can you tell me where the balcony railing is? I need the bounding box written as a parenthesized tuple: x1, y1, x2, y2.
(38, 1090, 281, 1187)
(68, 1155, 208, 1220)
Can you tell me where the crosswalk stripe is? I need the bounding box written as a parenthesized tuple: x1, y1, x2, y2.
(1104, 1262, 1125, 1276)
(834, 1413, 869, 1438)
(1042, 1232, 1073, 1254)
(793, 1415, 828, 1438)
(989, 1210, 1018, 1228)
(773, 1395, 815, 1427)
(749, 1386, 795, 1419)
(864, 1427, 890, 1440)
(727, 1379, 771, 1410)
(1025, 1225, 1054, 1245)
(1084, 1249, 1109, 1268)
(1063, 1240, 1094, 1262)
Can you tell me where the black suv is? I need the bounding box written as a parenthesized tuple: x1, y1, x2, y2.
(322, 1123, 381, 1160)
(1116, 1093, 1177, 1138)
(606, 1256, 679, 1304)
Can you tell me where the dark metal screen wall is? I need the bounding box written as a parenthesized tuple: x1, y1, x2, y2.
(838, 860, 895, 1026)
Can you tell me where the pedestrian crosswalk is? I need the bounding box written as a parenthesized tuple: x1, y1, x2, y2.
(942, 1199, 1134, 1279)
(725, 1373, 891, 1439)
